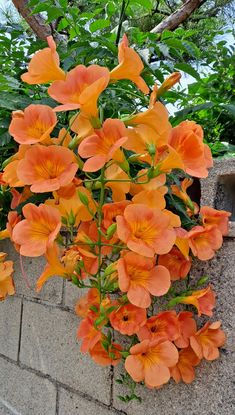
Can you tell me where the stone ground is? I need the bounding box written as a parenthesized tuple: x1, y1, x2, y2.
(0, 159, 234, 415)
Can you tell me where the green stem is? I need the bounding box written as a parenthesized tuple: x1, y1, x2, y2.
(97, 167, 106, 302)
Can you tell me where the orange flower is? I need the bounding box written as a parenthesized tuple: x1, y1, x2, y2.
(104, 163, 130, 202)
(70, 112, 94, 140)
(175, 227, 190, 259)
(110, 34, 149, 94)
(12, 203, 61, 257)
(0, 253, 15, 301)
(188, 225, 223, 260)
(36, 244, 71, 291)
(174, 312, 197, 348)
(62, 245, 98, 280)
(47, 186, 97, 226)
(48, 64, 110, 116)
(124, 102, 171, 152)
(200, 206, 231, 236)
(138, 311, 180, 342)
(89, 337, 122, 366)
(76, 221, 117, 256)
(179, 286, 216, 317)
(117, 252, 171, 308)
(171, 347, 200, 384)
(130, 171, 167, 210)
(171, 178, 198, 214)
(169, 121, 213, 178)
(77, 317, 102, 353)
(78, 119, 127, 172)
(9, 105, 57, 145)
(154, 144, 184, 172)
(158, 247, 192, 281)
(21, 36, 65, 84)
(160, 72, 181, 91)
(75, 288, 100, 318)
(116, 204, 176, 257)
(109, 303, 147, 335)
(2, 145, 30, 187)
(102, 200, 131, 229)
(10, 187, 32, 209)
(190, 321, 226, 361)
(6, 211, 21, 241)
(17, 145, 78, 193)
(125, 339, 178, 388)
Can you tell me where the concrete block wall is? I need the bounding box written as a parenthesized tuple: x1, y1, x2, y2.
(0, 159, 234, 415)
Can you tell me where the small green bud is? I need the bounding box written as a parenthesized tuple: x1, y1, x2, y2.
(78, 191, 89, 206)
(106, 223, 117, 239)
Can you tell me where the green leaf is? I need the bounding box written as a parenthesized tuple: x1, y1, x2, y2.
(90, 19, 110, 33)
(222, 104, 235, 118)
(130, 0, 152, 9)
(181, 40, 200, 59)
(174, 102, 214, 118)
(175, 63, 200, 80)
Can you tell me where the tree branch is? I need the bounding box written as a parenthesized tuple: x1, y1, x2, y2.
(150, 0, 208, 33)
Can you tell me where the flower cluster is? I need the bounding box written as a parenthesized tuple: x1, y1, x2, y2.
(0, 35, 230, 395)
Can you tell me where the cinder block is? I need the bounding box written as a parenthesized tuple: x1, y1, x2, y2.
(0, 357, 56, 415)
(58, 388, 120, 415)
(0, 240, 63, 304)
(64, 280, 88, 310)
(0, 296, 22, 360)
(20, 300, 111, 404)
(113, 351, 234, 415)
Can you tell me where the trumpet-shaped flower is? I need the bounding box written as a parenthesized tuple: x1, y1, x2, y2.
(171, 347, 200, 384)
(190, 321, 226, 361)
(21, 36, 65, 84)
(171, 178, 198, 214)
(77, 317, 102, 353)
(117, 252, 171, 308)
(17, 145, 78, 193)
(138, 311, 180, 342)
(110, 34, 149, 94)
(174, 312, 197, 349)
(179, 286, 216, 317)
(36, 244, 72, 291)
(169, 121, 213, 178)
(48, 64, 110, 116)
(109, 303, 147, 335)
(75, 288, 100, 318)
(188, 225, 223, 260)
(102, 200, 131, 229)
(116, 204, 176, 257)
(104, 163, 130, 202)
(12, 203, 61, 257)
(125, 339, 179, 388)
(0, 253, 15, 301)
(200, 206, 231, 236)
(2, 145, 30, 187)
(9, 105, 57, 145)
(89, 337, 122, 366)
(47, 186, 97, 226)
(78, 119, 127, 172)
(158, 247, 192, 281)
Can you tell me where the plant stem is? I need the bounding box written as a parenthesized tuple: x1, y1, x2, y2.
(115, 0, 126, 46)
(97, 167, 106, 302)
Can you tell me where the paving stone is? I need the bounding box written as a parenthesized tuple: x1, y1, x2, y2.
(0, 357, 56, 415)
(58, 388, 120, 415)
(0, 240, 63, 304)
(20, 300, 111, 404)
(113, 351, 235, 415)
(0, 296, 22, 360)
